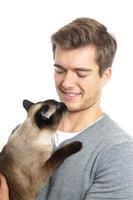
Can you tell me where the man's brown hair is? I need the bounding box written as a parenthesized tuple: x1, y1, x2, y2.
(51, 17, 117, 76)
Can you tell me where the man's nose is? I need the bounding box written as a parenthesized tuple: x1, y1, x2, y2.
(61, 71, 76, 89)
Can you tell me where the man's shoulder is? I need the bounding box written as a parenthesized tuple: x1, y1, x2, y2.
(99, 114, 133, 143)
(83, 114, 133, 142)
(76, 114, 133, 154)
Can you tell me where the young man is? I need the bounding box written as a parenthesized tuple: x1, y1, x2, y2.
(1, 17, 133, 200)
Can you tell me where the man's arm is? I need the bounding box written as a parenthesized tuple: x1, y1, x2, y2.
(84, 143, 133, 199)
(0, 174, 9, 200)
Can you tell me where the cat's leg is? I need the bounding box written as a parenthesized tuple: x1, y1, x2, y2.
(43, 141, 82, 177)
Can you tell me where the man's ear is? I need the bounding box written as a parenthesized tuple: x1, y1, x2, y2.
(23, 99, 34, 111)
(101, 67, 112, 86)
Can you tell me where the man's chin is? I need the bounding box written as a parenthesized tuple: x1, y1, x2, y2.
(65, 103, 82, 112)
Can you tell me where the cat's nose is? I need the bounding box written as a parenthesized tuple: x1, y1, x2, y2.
(43, 105, 49, 112)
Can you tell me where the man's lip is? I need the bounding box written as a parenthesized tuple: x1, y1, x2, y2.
(60, 88, 81, 98)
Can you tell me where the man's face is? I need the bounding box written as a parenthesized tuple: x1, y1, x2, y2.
(54, 45, 111, 112)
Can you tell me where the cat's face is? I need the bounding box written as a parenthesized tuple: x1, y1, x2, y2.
(24, 99, 67, 130)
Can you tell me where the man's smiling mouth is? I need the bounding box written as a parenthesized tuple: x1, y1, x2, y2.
(60, 88, 82, 100)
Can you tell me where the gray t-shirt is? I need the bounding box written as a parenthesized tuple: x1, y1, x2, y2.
(36, 114, 133, 200)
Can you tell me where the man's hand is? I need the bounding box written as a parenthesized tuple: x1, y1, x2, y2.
(0, 173, 9, 200)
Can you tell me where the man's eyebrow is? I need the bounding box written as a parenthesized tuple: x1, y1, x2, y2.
(74, 68, 92, 72)
(54, 64, 64, 68)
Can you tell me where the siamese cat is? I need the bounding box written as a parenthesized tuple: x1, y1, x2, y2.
(0, 99, 82, 200)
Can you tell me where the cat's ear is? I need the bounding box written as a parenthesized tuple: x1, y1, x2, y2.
(23, 99, 34, 112)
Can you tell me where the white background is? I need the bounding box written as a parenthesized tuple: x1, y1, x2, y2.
(0, 0, 133, 150)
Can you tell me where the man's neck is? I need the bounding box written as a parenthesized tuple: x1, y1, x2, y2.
(58, 105, 103, 133)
